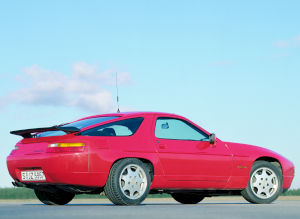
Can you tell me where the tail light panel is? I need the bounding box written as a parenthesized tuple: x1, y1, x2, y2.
(46, 142, 85, 153)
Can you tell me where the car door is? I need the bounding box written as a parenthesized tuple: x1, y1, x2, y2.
(154, 116, 232, 188)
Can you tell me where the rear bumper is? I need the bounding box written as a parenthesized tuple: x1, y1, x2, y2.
(7, 153, 108, 187)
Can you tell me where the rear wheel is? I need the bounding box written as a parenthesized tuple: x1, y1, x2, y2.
(34, 189, 75, 205)
(104, 158, 151, 205)
(241, 161, 282, 204)
(171, 193, 205, 204)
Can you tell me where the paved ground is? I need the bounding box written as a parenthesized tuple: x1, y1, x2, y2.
(0, 197, 299, 219)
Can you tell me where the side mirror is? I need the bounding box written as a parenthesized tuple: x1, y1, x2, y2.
(209, 133, 216, 144)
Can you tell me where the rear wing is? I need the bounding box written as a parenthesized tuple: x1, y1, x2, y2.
(10, 126, 80, 138)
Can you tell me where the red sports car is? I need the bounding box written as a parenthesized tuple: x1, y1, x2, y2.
(7, 112, 294, 205)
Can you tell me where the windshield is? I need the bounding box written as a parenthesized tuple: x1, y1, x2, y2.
(37, 116, 119, 137)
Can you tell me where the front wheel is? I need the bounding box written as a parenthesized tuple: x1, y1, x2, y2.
(171, 193, 205, 204)
(241, 161, 282, 204)
(104, 158, 151, 205)
(34, 189, 75, 205)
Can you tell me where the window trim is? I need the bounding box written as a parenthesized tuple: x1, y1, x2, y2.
(154, 117, 209, 141)
(78, 117, 144, 137)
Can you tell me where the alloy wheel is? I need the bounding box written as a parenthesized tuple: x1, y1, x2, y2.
(119, 164, 148, 199)
(250, 167, 279, 199)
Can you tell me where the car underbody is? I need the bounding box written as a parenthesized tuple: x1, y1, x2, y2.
(13, 181, 244, 197)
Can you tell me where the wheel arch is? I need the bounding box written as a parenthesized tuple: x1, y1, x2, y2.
(254, 156, 282, 173)
(110, 157, 155, 180)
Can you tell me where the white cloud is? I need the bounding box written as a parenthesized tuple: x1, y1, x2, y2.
(273, 40, 290, 48)
(0, 62, 134, 113)
(72, 62, 98, 78)
(273, 34, 300, 48)
(74, 91, 114, 113)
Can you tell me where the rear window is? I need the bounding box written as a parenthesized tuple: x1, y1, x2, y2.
(80, 117, 144, 136)
(37, 116, 119, 137)
(63, 116, 119, 129)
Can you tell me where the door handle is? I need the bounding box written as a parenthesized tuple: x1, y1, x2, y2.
(156, 140, 167, 149)
(158, 143, 167, 149)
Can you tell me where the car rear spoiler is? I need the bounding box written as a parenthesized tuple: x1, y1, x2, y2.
(10, 126, 80, 138)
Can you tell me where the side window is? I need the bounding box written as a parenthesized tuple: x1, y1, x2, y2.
(155, 117, 208, 141)
(80, 117, 144, 136)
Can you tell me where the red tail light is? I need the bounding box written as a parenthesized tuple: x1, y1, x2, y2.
(46, 143, 85, 153)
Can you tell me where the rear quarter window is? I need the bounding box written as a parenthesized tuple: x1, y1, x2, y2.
(80, 117, 144, 136)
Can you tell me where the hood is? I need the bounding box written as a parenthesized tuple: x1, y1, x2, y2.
(224, 142, 282, 158)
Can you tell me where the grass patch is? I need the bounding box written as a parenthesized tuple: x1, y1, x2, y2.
(0, 187, 36, 199)
(281, 189, 300, 196)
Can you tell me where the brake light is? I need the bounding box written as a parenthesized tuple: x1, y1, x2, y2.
(46, 143, 85, 153)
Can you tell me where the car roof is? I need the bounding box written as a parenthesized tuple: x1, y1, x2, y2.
(71, 111, 211, 136)
(78, 111, 181, 121)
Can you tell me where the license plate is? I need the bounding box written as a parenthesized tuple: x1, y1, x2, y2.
(21, 170, 46, 181)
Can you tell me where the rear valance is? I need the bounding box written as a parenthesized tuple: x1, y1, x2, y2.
(10, 126, 80, 138)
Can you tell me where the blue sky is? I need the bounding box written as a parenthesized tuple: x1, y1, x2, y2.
(0, 1, 299, 188)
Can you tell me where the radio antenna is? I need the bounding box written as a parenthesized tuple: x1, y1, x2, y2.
(116, 72, 120, 113)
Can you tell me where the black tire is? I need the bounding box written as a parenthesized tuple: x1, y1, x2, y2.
(171, 193, 205, 204)
(34, 189, 75, 205)
(104, 158, 151, 205)
(241, 161, 282, 204)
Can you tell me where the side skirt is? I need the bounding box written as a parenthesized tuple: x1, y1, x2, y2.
(150, 189, 242, 196)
